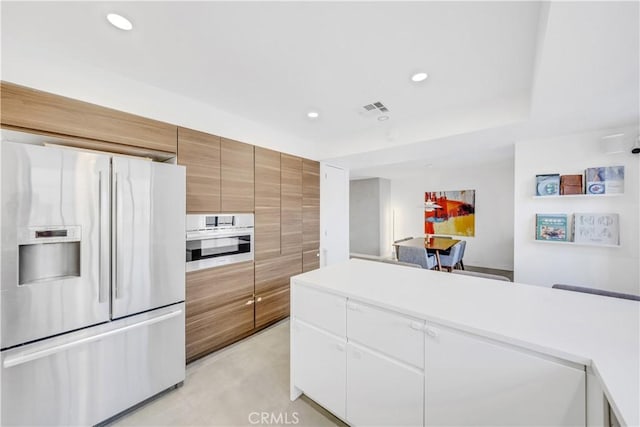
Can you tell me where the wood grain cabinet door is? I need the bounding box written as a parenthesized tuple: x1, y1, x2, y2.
(302, 159, 320, 272)
(185, 261, 255, 361)
(254, 147, 281, 260)
(281, 154, 302, 255)
(255, 253, 302, 296)
(1, 82, 177, 153)
(255, 286, 290, 329)
(221, 138, 254, 212)
(177, 127, 221, 213)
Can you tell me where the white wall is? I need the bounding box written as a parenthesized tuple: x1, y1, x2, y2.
(1, 54, 318, 160)
(349, 178, 391, 256)
(389, 158, 515, 270)
(320, 163, 350, 267)
(514, 128, 640, 295)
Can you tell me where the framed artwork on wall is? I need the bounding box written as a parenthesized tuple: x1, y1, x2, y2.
(424, 190, 476, 237)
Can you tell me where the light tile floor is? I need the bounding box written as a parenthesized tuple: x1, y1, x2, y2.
(110, 319, 345, 427)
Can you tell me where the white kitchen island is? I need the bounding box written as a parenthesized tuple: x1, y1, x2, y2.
(290, 259, 640, 427)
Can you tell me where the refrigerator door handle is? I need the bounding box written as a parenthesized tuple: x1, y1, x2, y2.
(3, 309, 183, 369)
(112, 172, 120, 300)
(98, 171, 108, 304)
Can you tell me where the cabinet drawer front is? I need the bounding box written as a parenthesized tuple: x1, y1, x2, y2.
(292, 285, 346, 337)
(347, 301, 424, 369)
(186, 298, 255, 362)
(292, 320, 346, 420)
(346, 342, 423, 427)
(425, 325, 586, 426)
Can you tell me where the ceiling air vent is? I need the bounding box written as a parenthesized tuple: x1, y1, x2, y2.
(360, 101, 391, 119)
(362, 101, 390, 113)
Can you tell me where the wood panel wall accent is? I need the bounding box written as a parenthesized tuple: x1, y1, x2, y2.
(185, 261, 255, 361)
(254, 147, 281, 260)
(255, 253, 302, 295)
(281, 154, 303, 255)
(177, 127, 221, 213)
(221, 137, 255, 212)
(302, 159, 321, 272)
(255, 287, 290, 330)
(0, 81, 177, 153)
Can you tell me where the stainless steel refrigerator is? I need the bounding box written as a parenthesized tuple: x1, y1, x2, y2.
(0, 133, 186, 425)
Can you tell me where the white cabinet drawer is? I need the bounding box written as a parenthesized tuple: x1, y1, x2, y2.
(292, 320, 346, 420)
(424, 324, 586, 426)
(292, 285, 346, 337)
(346, 300, 424, 369)
(346, 342, 423, 427)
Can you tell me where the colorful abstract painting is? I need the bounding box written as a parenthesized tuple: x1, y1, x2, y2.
(424, 190, 475, 237)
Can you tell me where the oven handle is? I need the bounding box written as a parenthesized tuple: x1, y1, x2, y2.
(186, 229, 254, 241)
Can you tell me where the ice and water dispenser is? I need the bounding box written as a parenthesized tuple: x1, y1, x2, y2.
(18, 226, 82, 285)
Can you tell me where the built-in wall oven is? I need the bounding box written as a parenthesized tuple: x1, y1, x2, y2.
(186, 214, 254, 272)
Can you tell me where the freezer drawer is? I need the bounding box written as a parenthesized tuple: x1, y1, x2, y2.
(0, 303, 186, 426)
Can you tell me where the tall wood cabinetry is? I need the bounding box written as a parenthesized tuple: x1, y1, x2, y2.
(185, 262, 255, 362)
(221, 137, 254, 212)
(254, 151, 304, 329)
(177, 127, 221, 213)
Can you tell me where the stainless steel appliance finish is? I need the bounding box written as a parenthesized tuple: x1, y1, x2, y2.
(1, 134, 186, 426)
(186, 213, 254, 272)
(1, 304, 185, 426)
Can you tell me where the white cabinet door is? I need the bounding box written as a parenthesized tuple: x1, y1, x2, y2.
(347, 342, 423, 427)
(424, 324, 586, 426)
(292, 285, 346, 336)
(292, 320, 346, 419)
(347, 300, 424, 368)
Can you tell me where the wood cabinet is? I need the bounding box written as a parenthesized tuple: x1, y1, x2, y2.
(255, 253, 301, 295)
(0, 81, 177, 153)
(254, 147, 281, 260)
(424, 324, 586, 426)
(185, 262, 255, 361)
(255, 287, 290, 330)
(302, 159, 320, 272)
(221, 137, 254, 212)
(281, 154, 302, 255)
(177, 127, 221, 213)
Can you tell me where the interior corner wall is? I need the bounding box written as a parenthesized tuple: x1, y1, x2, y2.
(349, 178, 391, 256)
(389, 158, 515, 270)
(513, 128, 640, 295)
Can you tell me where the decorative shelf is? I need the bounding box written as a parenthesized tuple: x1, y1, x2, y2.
(533, 240, 621, 248)
(533, 193, 623, 199)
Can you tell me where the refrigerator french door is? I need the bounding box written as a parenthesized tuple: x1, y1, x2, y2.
(1, 138, 186, 426)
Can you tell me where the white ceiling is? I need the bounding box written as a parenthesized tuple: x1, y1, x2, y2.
(1, 1, 638, 173)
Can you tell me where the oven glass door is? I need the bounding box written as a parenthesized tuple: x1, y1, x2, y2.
(186, 234, 251, 262)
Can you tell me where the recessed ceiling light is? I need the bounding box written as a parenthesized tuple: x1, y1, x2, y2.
(307, 111, 319, 119)
(411, 72, 428, 82)
(107, 13, 133, 31)
(377, 115, 389, 121)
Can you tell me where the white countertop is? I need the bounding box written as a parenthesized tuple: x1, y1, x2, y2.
(292, 259, 640, 427)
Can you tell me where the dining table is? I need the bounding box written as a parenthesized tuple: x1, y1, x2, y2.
(393, 237, 461, 271)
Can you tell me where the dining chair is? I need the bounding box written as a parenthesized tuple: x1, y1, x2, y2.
(439, 241, 465, 272)
(393, 236, 414, 260)
(398, 245, 437, 270)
